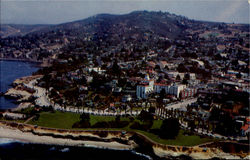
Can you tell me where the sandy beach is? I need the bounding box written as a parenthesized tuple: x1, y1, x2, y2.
(0, 125, 133, 150)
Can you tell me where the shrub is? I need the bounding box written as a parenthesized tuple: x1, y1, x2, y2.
(91, 120, 130, 128)
(92, 121, 110, 128)
(80, 113, 90, 122)
(138, 110, 153, 122)
(159, 118, 180, 139)
(129, 116, 135, 122)
(130, 121, 153, 131)
(72, 121, 91, 128)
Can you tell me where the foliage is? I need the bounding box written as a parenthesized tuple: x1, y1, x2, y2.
(91, 120, 129, 128)
(130, 121, 153, 131)
(80, 113, 90, 122)
(138, 110, 154, 122)
(148, 107, 155, 114)
(159, 118, 180, 139)
(72, 121, 90, 128)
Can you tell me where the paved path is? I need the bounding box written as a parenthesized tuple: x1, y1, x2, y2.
(24, 115, 35, 124)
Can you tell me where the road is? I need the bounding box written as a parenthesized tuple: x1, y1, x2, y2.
(166, 98, 197, 110)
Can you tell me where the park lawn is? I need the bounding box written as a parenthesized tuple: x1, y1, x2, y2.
(28, 111, 216, 146)
(151, 119, 163, 129)
(28, 111, 129, 128)
(135, 129, 215, 146)
(29, 111, 81, 129)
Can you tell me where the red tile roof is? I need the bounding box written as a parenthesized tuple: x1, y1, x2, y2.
(241, 124, 249, 131)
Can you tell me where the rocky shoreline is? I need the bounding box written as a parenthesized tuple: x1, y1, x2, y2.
(3, 75, 43, 111)
(0, 120, 249, 159)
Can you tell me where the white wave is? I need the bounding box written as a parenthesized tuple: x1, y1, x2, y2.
(83, 144, 130, 151)
(131, 150, 153, 160)
(0, 138, 22, 145)
(49, 146, 56, 151)
(60, 147, 70, 152)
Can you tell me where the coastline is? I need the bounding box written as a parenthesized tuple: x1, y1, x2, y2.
(0, 120, 248, 160)
(0, 58, 42, 64)
(0, 58, 43, 68)
(0, 125, 134, 150)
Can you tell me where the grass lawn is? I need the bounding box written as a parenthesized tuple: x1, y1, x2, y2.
(28, 111, 216, 146)
(135, 130, 215, 146)
(29, 111, 81, 129)
(28, 111, 129, 128)
(151, 120, 162, 129)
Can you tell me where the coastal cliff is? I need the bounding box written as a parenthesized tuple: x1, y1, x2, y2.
(0, 121, 249, 159)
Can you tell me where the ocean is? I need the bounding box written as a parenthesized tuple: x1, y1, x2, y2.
(0, 60, 39, 109)
(0, 138, 153, 160)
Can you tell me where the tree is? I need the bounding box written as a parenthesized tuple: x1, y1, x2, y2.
(111, 61, 121, 76)
(176, 75, 181, 81)
(159, 88, 166, 99)
(155, 65, 161, 70)
(115, 115, 121, 122)
(177, 63, 188, 72)
(148, 107, 155, 114)
(236, 72, 242, 79)
(138, 110, 154, 122)
(80, 113, 90, 122)
(159, 118, 180, 139)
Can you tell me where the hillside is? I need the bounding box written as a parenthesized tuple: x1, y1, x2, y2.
(0, 11, 248, 62)
(0, 24, 52, 38)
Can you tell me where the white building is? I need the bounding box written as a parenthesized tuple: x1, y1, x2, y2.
(154, 83, 186, 98)
(122, 95, 132, 102)
(167, 71, 185, 79)
(136, 74, 154, 99)
(136, 74, 186, 99)
(189, 73, 196, 80)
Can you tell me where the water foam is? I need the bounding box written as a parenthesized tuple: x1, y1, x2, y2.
(0, 138, 21, 145)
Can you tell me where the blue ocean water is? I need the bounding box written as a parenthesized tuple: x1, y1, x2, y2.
(0, 60, 39, 109)
(0, 138, 152, 160)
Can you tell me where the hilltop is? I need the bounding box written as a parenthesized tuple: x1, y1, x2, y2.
(0, 11, 208, 61)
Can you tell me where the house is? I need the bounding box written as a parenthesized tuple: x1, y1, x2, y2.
(87, 67, 105, 74)
(147, 61, 156, 68)
(241, 118, 250, 137)
(167, 71, 185, 80)
(191, 59, 205, 68)
(158, 61, 168, 69)
(114, 87, 122, 93)
(189, 73, 196, 80)
(86, 76, 93, 83)
(122, 95, 132, 102)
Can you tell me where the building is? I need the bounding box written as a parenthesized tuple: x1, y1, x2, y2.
(180, 88, 198, 99)
(136, 74, 154, 99)
(168, 84, 186, 98)
(167, 71, 185, 80)
(122, 95, 132, 102)
(158, 61, 168, 69)
(136, 74, 187, 99)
